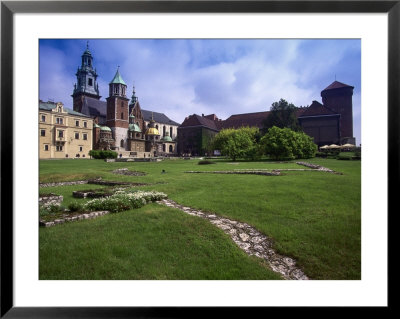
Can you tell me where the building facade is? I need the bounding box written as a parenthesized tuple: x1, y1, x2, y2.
(177, 114, 221, 156)
(39, 101, 93, 159)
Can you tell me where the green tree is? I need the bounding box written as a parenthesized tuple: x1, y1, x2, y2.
(212, 127, 260, 161)
(260, 126, 317, 160)
(262, 98, 301, 133)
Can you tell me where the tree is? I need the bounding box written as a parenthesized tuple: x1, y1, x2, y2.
(262, 98, 302, 133)
(260, 126, 317, 160)
(212, 127, 260, 161)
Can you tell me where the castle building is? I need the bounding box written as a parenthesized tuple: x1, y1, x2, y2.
(177, 80, 356, 155)
(72, 44, 179, 157)
(39, 101, 93, 159)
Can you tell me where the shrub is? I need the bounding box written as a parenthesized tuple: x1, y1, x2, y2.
(353, 150, 361, 160)
(212, 127, 260, 161)
(260, 126, 317, 160)
(39, 204, 65, 217)
(89, 150, 118, 159)
(68, 201, 84, 212)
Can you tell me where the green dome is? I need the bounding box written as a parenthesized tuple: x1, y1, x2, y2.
(161, 135, 173, 142)
(129, 123, 141, 133)
(100, 126, 112, 132)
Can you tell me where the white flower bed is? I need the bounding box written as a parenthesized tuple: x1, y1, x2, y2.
(84, 190, 168, 213)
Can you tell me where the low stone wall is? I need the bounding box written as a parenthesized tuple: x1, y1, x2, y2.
(158, 199, 309, 280)
(39, 181, 88, 188)
(112, 168, 146, 176)
(296, 161, 342, 174)
(39, 211, 110, 227)
(185, 170, 281, 176)
(39, 194, 63, 207)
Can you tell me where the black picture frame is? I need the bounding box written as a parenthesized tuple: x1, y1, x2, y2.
(1, 1, 396, 317)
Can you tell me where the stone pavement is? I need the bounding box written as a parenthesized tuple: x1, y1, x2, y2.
(157, 199, 309, 280)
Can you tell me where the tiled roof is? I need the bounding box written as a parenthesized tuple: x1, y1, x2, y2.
(298, 101, 339, 117)
(322, 81, 354, 91)
(141, 109, 180, 126)
(39, 101, 91, 118)
(81, 97, 107, 123)
(179, 114, 220, 131)
(221, 111, 270, 129)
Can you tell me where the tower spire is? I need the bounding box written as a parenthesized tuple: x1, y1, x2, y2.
(72, 42, 100, 112)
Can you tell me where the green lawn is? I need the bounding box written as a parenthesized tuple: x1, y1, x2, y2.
(39, 157, 361, 280)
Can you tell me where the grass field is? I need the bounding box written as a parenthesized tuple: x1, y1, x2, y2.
(39, 157, 361, 280)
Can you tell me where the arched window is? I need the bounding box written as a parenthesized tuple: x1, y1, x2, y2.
(120, 139, 124, 147)
(169, 145, 173, 153)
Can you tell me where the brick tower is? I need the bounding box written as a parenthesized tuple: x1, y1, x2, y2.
(106, 67, 129, 150)
(321, 81, 355, 143)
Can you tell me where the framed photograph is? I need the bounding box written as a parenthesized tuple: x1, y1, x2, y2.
(1, 0, 395, 317)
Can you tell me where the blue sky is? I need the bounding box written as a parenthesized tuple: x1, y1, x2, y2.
(39, 39, 361, 145)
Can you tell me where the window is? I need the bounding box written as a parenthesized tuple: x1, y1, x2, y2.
(83, 133, 87, 140)
(88, 78, 93, 86)
(163, 126, 166, 137)
(40, 130, 45, 137)
(120, 139, 124, 147)
(79, 146, 83, 152)
(58, 130, 64, 138)
(121, 112, 124, 120)
(163, 144, 166, 152)
(41, 115, 46, 122)
(169, 145, 173, 153)
(56, 145, 63, 152)
(170, 127, 173, 138)
(75, 132, 79, 139)
(56, 117, 63, 125)
(44, 145, 49, 151)
(75, 120, 79, 127)
(83, 121, 87, 128)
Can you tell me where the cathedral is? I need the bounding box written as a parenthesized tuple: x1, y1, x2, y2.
(72, 43, 179, 157)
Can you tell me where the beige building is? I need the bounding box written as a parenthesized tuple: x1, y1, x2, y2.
(39, 101, 93, 159)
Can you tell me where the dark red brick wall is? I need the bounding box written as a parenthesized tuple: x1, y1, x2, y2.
(106, 97, 129, 128)
(321, 87, 353, 139)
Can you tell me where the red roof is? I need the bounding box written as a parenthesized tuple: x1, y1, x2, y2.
(322, 81, 354, 91)
(298, 101, 338, 117)
(221, 111, 270, 129)
(180, 114, 220, 131)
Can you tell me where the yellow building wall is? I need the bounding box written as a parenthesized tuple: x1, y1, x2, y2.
(39, 105, 93, 159)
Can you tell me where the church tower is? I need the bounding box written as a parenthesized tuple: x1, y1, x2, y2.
(321, 81, 354, 143)
(106, 67, 129, 150)
(72, 42, 101, 113)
